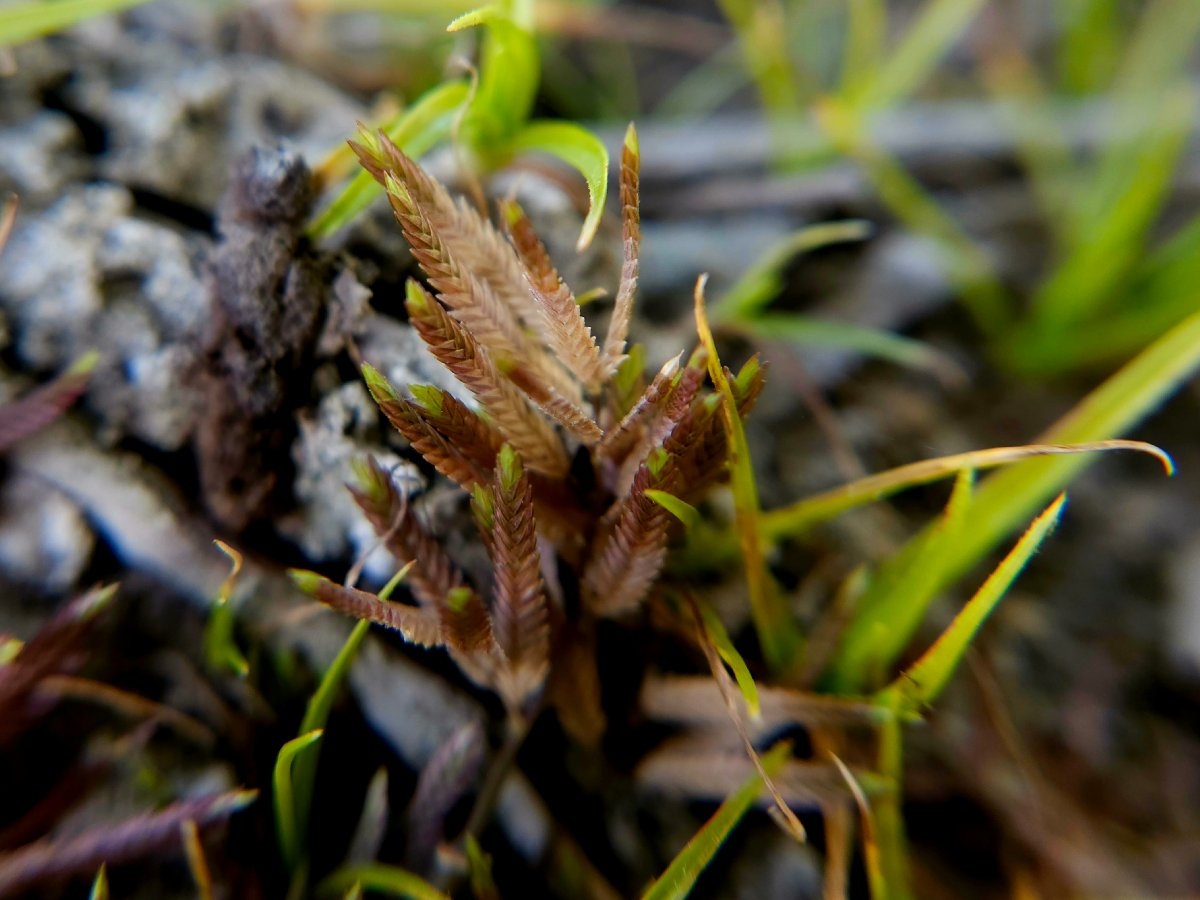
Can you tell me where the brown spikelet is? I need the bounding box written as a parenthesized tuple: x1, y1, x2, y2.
(502, 199, 605, 390)
(440, 586, 496, 658)
(596, 353, 680, 464)
(669, 395, 729, 501)
(599, 124, 641, 378)
(354, 131, 546, 339)
(376, 395, 493, 491)
(299, 574, 443, 647)
(386, 174, 537, 370)
(486, 446, 550, 707)
(353, 133, 580, 405)
(613, 350, 709, 495)
(405, 281, 568, 476)
(506, 361, 602, 445)
(582, 450, 678, 616)
(349, 457, 466, 609)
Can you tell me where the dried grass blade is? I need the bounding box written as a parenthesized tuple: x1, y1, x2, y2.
(0, 352, 98, 453)
(686, 595, 805, 842)
(830, 754, 887, 900)
(0, 790, 256, 897)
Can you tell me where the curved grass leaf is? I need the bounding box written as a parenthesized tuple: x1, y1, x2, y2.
(641, 742, 790, 900)
(453, 10, 539, 153)
(916, 306, 1200, 603)
(274, 730, 323, 872)
(204, 541, 249, 678)
(0, 0, 152, 46)
(507, 120, 610, 250)
(318, 863, 450, 900)
(646, 489, 699, 532)
(878, 494, 1066, 713)
(309, 81, 470, 240)
(761, 439, 1171, 544)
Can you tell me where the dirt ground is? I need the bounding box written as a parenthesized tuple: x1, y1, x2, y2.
(1, 3, 1199, 898)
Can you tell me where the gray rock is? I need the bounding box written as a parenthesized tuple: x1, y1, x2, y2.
(0, 473, 94, 594)
(0, 184, 210, 450)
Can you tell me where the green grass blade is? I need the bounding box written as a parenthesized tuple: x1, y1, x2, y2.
(841, 0, 888, 96)
(1018, 212, 1200, 373)
(506, 120, 609, 251)
(88, 865, 109, 900)
(308, 81, 469, 240)
(646, 489, 700, 533)
(858, 0, 987, 109)
(0, 0, 153, 46)
(1028, 85, 1194, 331)
(641, 743, 790, 900)
(454, 11, 539, 152)
(274, 730, 324, 872)
(695, 279, 801, 673)
(695, 598, 761, 718)
(317, 864, 450, 900)
(878, 494, 1066, 712)
(826, 470, 974, 693)
(287, 564, 411, 868)
(923, 307, 1200, 599)
(761, 439, 1169, 543)
(734, 313, 955, 378)
(465, 835, 499, 900)
(711, 221, 872, 323)
(1056, 0, 1123, 94)
(300, 619, 372, 737)
(715, 0, 808, 164)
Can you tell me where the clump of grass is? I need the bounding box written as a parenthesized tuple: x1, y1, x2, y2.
(282, 116, 1185, 898)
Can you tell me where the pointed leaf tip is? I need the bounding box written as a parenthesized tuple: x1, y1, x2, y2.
(408, 384, 444, 416)
(447, 586, 475, 613)
(288, 569, 327, 596)
(361, 364, 399, 404)
(405, 279, 432, 312)
(624, 122, 639, 156)
(497, 444, 522, 493)
(67, 350, 101, 377)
